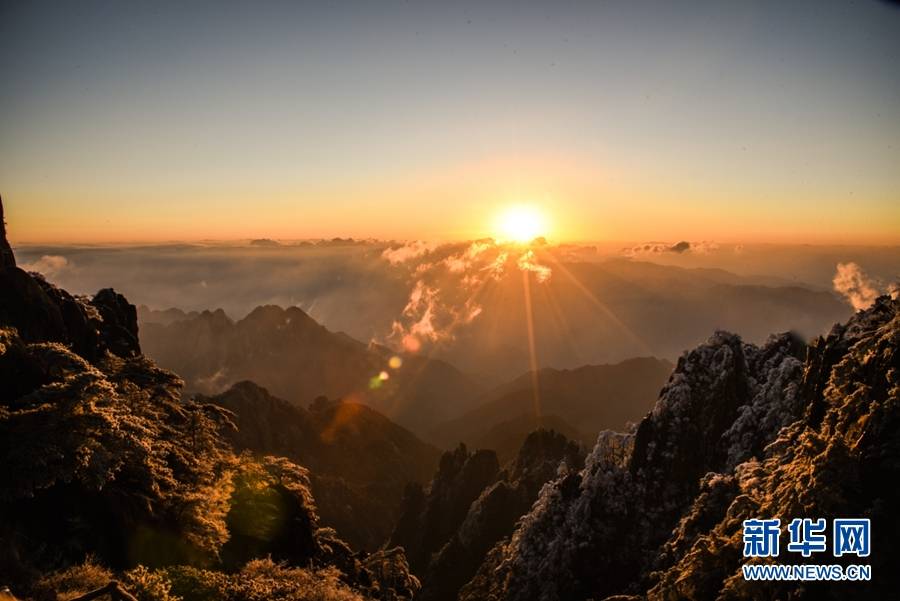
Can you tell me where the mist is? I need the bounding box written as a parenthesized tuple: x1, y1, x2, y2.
(15, 239, 893, 381)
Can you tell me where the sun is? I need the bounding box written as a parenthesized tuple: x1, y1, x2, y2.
(495, 205, 548, 243)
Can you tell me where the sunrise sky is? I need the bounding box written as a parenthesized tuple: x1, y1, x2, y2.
(1, 1, 899, 244)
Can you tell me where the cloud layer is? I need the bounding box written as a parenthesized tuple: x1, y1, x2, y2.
(21, 254, 69, 277)
(383, 240, 553, 352)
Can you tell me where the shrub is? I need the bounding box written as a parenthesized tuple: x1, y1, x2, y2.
(31, 558, 113, 601)
(122, 565, 181, 601)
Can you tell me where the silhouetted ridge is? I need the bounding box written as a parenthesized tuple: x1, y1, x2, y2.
(386, 429, 586, 601)
(0, 196, 14, 268)
(91, 288, 141, 357)
(0, 222, 140, 361)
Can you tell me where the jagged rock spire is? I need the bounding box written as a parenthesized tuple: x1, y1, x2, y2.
(0, 195, 16, 268)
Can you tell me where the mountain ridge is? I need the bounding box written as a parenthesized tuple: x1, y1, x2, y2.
(139, 303, 483, 436)
(431, 357, 673, 451)
(458, 297, 899, 600)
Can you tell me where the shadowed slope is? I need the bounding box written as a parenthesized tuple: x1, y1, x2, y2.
(431, 357, 672, 451)
(201, 381, 441, 550)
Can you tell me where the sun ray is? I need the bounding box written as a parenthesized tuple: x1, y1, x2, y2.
(522, 269, 542, 421)
(536, 274, 583, 363)
(538, 250, 655, 357)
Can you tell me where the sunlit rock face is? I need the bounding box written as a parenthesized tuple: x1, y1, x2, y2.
(647, 297, 900, 600)
(460, 299, 900, 601)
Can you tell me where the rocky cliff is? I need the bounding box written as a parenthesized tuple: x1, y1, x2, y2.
(0, 196, 15, 269)
(389, 444, 501, 576)
(418, 430, 585, 601)
(459, 299, 898, 600)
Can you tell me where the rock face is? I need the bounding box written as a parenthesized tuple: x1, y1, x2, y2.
(460, 300, 899, 601)
(0, 196, 15, 268)
(389, 444, 501, 575)
(91, 288, 141, 357)
(0, 233, 141, 361)
(418, 429, 585, 601)
(647, 297, 900, 600)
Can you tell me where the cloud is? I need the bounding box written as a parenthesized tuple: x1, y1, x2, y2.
(517, 250, 552, 283)
(389, 278, 472, 352)
(623, 240, 720, 257)
(443, 240, 490, 273)
(381, 240, 439, 265)
(690, 241, 721, 254)
(21, 254, 69, 277)
(196, 367, 230, 393)
(832, 262, 881, 310)
(384, 240, 553, 352)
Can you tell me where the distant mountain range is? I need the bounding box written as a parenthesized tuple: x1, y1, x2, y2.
(140, 304, 675, 450)
(139, 304, 481, 435)
(465, 413, 589, 465)
(430, 257, 852, 379)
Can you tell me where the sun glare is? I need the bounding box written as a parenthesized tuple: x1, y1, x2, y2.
(495, 205, 547, 243)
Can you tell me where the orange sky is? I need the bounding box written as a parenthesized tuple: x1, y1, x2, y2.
(6, 152, 898, 245)
(3, 2, 899, 245)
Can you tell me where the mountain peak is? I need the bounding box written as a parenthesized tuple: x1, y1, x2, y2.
(0, 195, 15, 268)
